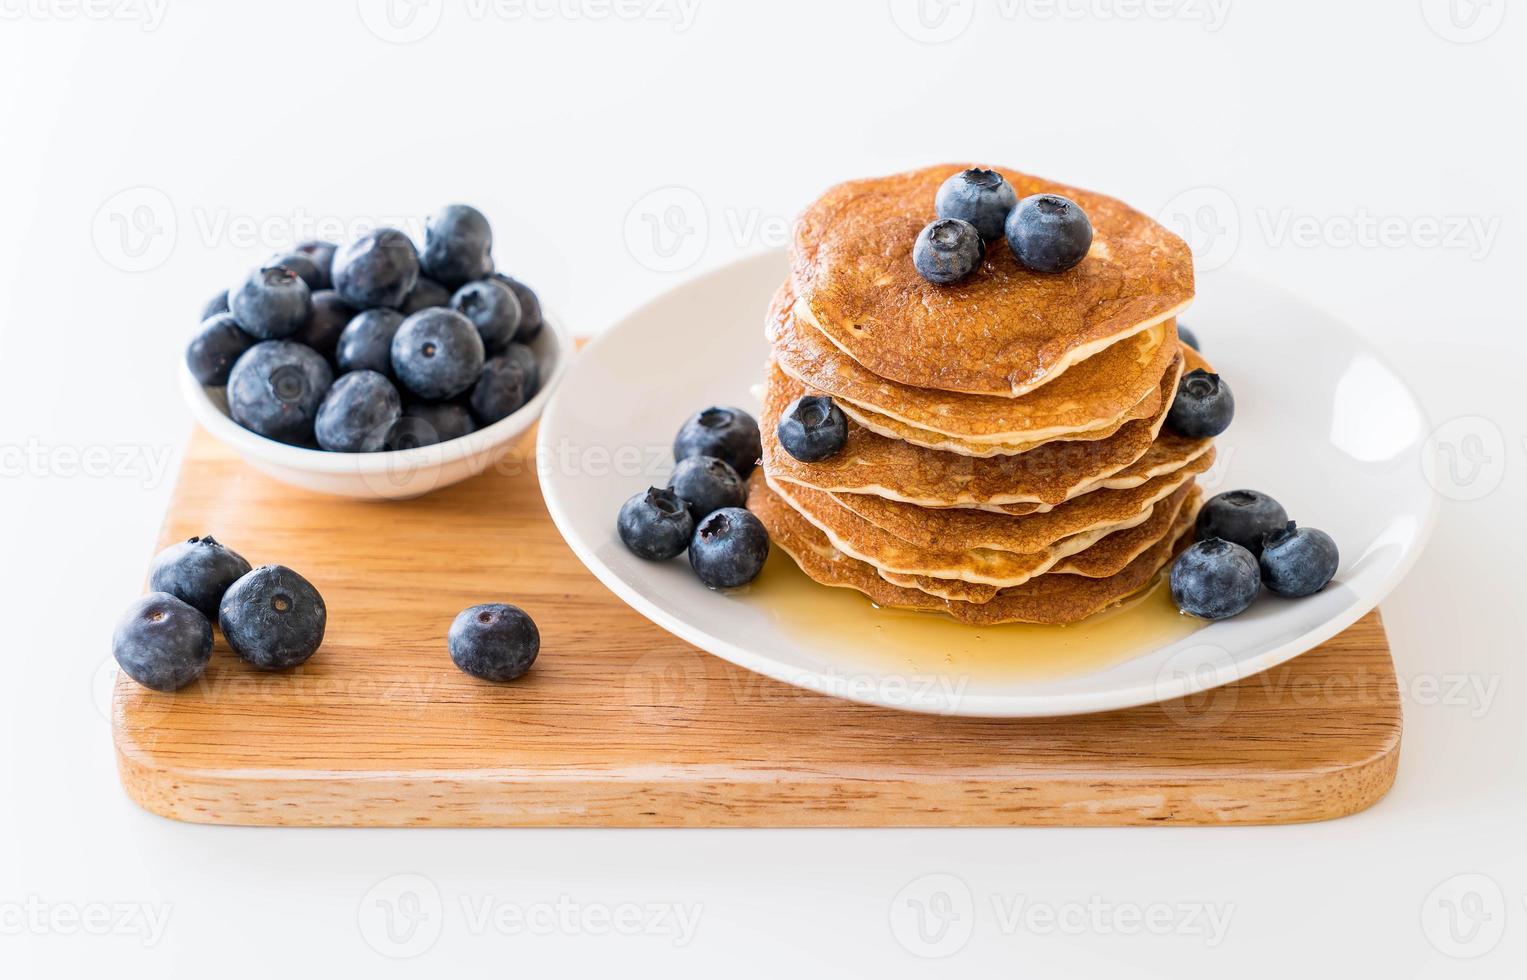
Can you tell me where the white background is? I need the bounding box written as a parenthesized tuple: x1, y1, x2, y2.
(2, 0, 1525, 975)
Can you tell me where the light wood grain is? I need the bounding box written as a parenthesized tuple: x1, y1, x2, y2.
(113, 429, 1401, 827)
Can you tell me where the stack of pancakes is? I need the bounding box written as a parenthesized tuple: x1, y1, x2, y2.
(748, 164, 1211, 625)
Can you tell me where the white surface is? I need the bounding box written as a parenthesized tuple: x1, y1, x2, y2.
(540, 250, 1438, 716)
(183, 311, 573, 498)
(1, 3, 1524, 977)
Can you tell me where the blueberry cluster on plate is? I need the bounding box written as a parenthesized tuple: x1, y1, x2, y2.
(914, 168, 1094, 284)
(617, 407, 772, 589)
(1170, 490, 1341, 620)
(112, 536, 326, 691)
(187, 205, 546, 452)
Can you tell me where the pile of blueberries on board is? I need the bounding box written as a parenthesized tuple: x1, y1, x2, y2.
(113, 535, 542, 692)
(187, 205, 544, 453)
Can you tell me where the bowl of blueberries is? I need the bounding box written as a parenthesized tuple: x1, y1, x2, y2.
(181, 204, 575, 499)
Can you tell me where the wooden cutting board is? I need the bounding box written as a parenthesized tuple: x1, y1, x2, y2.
(113, 429, 1402, 827)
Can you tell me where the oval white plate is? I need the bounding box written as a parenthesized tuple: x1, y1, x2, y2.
(538, 251, 1437, 717)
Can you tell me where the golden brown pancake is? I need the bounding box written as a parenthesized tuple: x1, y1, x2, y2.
(767, 281, 1179, 454)
(985, 428, 1215, 515)
(761, 351, 1189, 508)
(748, 476, 1197, 626)
(791, 163, 1195, 396)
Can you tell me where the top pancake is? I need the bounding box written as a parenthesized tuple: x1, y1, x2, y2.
(767, 280, 1180, 452)
(792, 163, 1195, 396)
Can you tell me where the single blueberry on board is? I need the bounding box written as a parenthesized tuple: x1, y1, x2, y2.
(776, 394, 848, 462)
(1195, 489, 1287, 556)
(336, 308, 405, 377)
(384, 401, 476, 450)
(669, 455, 745, 519)
(448, 603, 540, 682)
(422, 204, 494, 288)
(112, 592, 213, 692)
(617, 486, 694, 560)
(400, 276, 453, 315)
(1167, 369, 1235, 438)
(315, 370, 402, 452)
(913, 218, 985, 284)
(490, 273, 543, 342)
(468, 354, 528, 425)
(219, 565, 327, 671)
(451, 278, 522, 354)
(674, 406, 762, 478)
(332, 228, 420, 310)
(186, 313, 256, 386)
(1005, 194, 1093, 274)
(935, 168, 1018, 241)
(1259, 522, 1340, 598)
(148, 535, 252, 620)
(294, 290, 356, 359)
(229, 265, 313, 340)
(1170, 538, 1261, 620)
(689, 507, 770, 589)
(391, 308, 486, 401)
(226, 340, 334, 445)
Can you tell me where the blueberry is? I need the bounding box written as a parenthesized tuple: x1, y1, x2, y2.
(332, 228, 420, 309)
(401, 276, 452, 315)
(468, 354, 527, 425)
(776, 394, 847, 462)
(1167, 369, 1235, 438)
(268, 252, 323, 291)
(935, 168, 1018, 240)
(422, 204, 494, 288)
(913, 218, 984, 285)
(503, 342, 540, 400)
(112, 592, 213, 692)
(148, 535, 252, 620)
(1170, 538, 1261, 620)
(200, 288, 229, 321)
(227, 340, 334, 445)
(186, 313, 255, 386)
(1177, 323, 1200, 351)
(291, 240, 337, 290)
(229, 265, 312, 340)
(335, 309, 404, 377)
(218, 565, 326, 671)
(293, 290, 356, 359)
(315, 370, 402, 452)
(1196, 489, 1287, 556)
(1005, 194, 1093, 273)
(391, 308, 486, 400)
(490, 274, 543, 341)
(448, 603, 539, 682)
(669, 455, 745, 519)
(617, 487, 694, 560)
(674, 406, 762, 478)
(689, 507, 770, 589)
(1259, 522, 1339, 598)
(384, 401, 476, 450)
(451, 278, 522, 353)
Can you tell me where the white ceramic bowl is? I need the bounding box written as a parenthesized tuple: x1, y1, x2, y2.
(183, 311, 575, 499)
(538, 251, 1439, 717)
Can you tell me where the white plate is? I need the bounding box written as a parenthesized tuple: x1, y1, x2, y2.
(538, 251, 1437, 717)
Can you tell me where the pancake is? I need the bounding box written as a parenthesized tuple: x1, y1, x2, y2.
(767, 281, 1179, 453)
(791, 163, 1195, 396)
(984, 428, 1215, 515)
(831, 447, 1214, 554)
(769, 474, 1190, 588)
(761, 350, 1189, 508)
(748, 476, 1197, 626)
